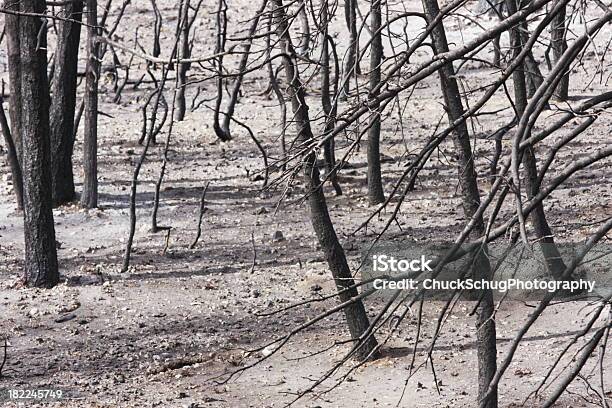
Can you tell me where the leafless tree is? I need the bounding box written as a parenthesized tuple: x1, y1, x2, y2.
(49, 0, 82, 206)
(271, 0, 379, 361)
(5, 0, 59, 287)
(366, 0, 385, 205)
(175, 0, 191, 121)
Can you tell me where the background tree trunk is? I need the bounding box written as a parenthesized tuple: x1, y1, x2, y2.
(296, 0, 310, 56)
(502, 2, 544, 98)
(49, 0, 83, 205)
(15, 0, 60, 287)
(0, 97, 23, 209)
(506, 0, 568, 281)
(150, 0, 162, 58)
(551, 4, 569, 100)
(522, 28, 545, 98)
(213, 0, 231, 141)
(272, 0, 379, 361)
(220, 0, 266, 138)
(175, 0, 190, 121)
(321, 6, 342, 196)
(81, 0, 100, 208)
(5, 0, 22, 166)
(342, 0, 359, 97)
(367, 0, 385, 205)
(421, 1, 498, 406)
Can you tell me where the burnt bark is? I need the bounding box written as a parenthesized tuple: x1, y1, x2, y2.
(321, 5, 342, 195)
(515, 7, 545, 98)
(150, 0, 162, 58)
(5, 0, 22, 164)
(12, 0, 60, 287)
(81, 0, 100, 208)
(523, 41, 544, 98)
(550, 3, 568, 100)
(175, 0, 190, 121)
(422, 0, 497, 406)
(296, 0, 310, 56)
(342, 0, 359, 97)
(272, 0, 378, 361)
(49, 0, 83, 205)
(212, 0, 231, 141)
(367, 0, 385, 205)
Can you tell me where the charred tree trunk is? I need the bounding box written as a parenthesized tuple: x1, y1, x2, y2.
(49, 0, 83, 206)
(12, 0, 60, 287)
(550, 3, 568, 100)
(507, 0, 568, 281)
(220, 0, 266, 138)
(5, 0, 22, 165)
(522, 36, 544, 98)
(150, 0, 162, 58)
(321, 5, 342, 195)
(0, 97, 23, 209)
(422, 1, 497, 406)
(342, 0, 359, 97)
(513, 4, 545, 98)
(296, 0, 310, 56)
(367, 0, 385, 205)
(213, 0, 231, 141)
(264, 37, 287, 168)
(81, 0, 100, 208)
(175, 0, 190, 121)
(272, 0, 378, 361)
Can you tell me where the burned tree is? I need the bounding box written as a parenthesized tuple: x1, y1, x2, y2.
(550, 2, 569, 100)
(422, 0, 497, 405)
(4, 0, 22, 171)
(7, 0, 59, 287)
(175, 0, 190, 121)
(271, 0, 379, 361)
(367, 0, 385, 205)
(212, 0, 231, 141)
(320, 3, 342, 195)
(296, 0, 310, 55)
(49, 0, 83, 206)
(81, 0, 100, 208)
(342, 0, 360, 97)
(506, 0, 568, 280)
